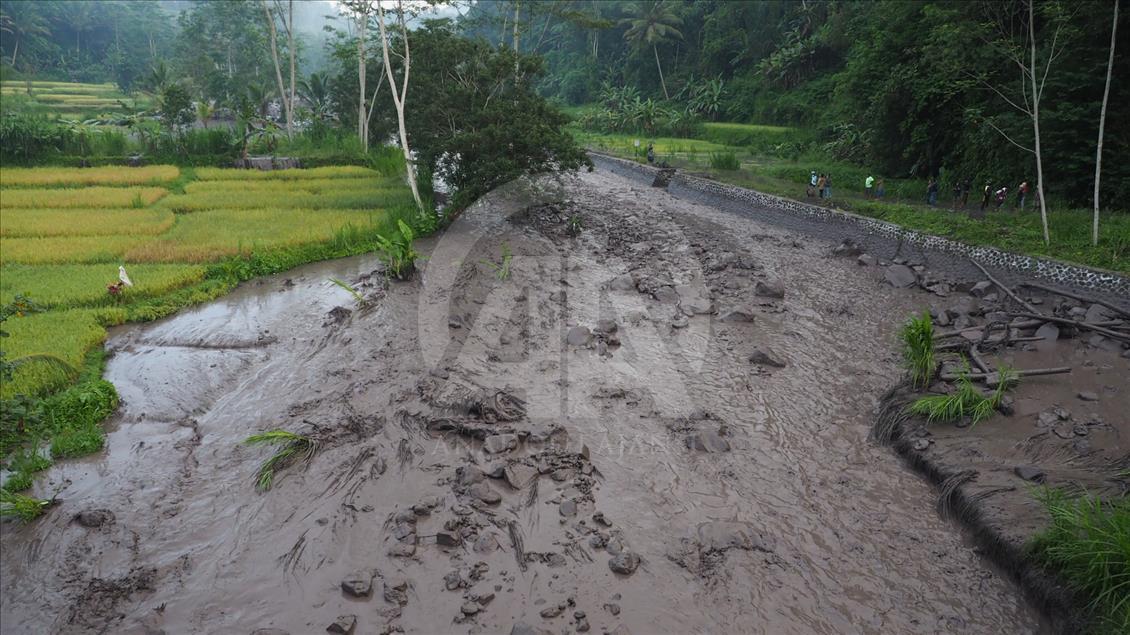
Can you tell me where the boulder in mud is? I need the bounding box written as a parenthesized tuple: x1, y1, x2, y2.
(1013, 466, 1046, 483)
(1084, 304, 1114, 324)
(969, 281, 994, 297)
(594, 319, 618, 334)
(326, 615, 356, 634)
(483, 433, 519, 454)
(608, 275, 636, 292)
(695, 521, 772, 552)
(74, 509, 115, 528)
(559, 499, 578, 516)
(676, 285, 714, 315)
(884, 264, 917, 288)
(436, 531, 462, 547)
(1035, 323, 1060, 350)
(832, 239, 862, 257)
(383, 579, 410, 605)
(748, 347, 786, 368)
(504, 463, 539, 489)
(653, 286, 679, 304)
(754, 280, 786, 299)
(510, 622, 552, 635)
(566, 326, 594, 347)
(456, 465, 487, 485)
(468, 482, 502, 505)
(1077, 391, 1099, 402)
(857, 254, 877, 266)
(251, 629, 290, 635)
(341, 571, 374, 598)
(608, 551, 641, 575)
(685, 430, 731, 453)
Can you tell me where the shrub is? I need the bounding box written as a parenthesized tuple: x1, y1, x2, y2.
(374, 219, 419, 280)
(709, 151, 741, 171)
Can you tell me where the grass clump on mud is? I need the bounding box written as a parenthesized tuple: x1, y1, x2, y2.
(900, 312, 935, 389)
(906, 368, 1016, 426)
(1029, 489, 1130, 633)
(0, 489, 51, 522)
(244, 430, 320, 492)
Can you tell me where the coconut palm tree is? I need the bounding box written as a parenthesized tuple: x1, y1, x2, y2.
(298, 71, 334, 122)
(620, 0, 683, 100)
(0, 2, 51, 69)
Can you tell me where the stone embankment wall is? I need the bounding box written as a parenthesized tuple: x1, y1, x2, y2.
(590, 153, 1129, 305)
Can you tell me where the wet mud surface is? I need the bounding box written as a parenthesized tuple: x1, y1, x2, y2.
(0, 168, 1085, 634)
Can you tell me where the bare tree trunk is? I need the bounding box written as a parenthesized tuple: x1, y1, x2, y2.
(513, 1, 521, 75)
(288, 0, 296, 141)
(262, 0, 293, 139)
(11, 35, 18, 68)
(377, 0, 424, 211)
(1029, 0, 1050, 246)
(654, 45, 669, 99)
(1094, 0, 1119, 246)
(358, 10, 367, 152)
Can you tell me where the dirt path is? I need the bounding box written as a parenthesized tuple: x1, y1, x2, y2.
(0, 168, 1044, 634)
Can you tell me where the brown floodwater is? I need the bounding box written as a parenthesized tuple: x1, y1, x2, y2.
(0, 168, 1046, 634)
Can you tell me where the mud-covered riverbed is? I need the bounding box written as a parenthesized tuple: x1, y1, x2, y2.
(1, 168, 1052, 634)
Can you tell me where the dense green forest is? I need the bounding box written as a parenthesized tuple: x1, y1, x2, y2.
(463, 0, 1127, 211)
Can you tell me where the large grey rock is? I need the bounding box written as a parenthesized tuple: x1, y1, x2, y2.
(483, 434, 518, 454)
(608, 551, 641, 575)
(653, 286, 679, 304)
(676, 285, 713, 315)
(720, 308, 756, 323)
(341, 571, 374, 597)
(832, 239, 862, 257)
(857, 254, 878, 266)
(884, 264, 917, 288)
(566, 326, 593, 347)
(326, 615, 356, 634)
(608, 275, 635, 292)
(754, 280, 785, 299)
(1014, 466, 1045, 483)
(1084, 304, 1114, 324)
(969, 281, 994, 297)
(685, 431, 730, 453)
(504, 463, 539, 489)
(748, 347, 786, 367)
(468, 482, 501, 504)
(1035, 323, 1060, 351)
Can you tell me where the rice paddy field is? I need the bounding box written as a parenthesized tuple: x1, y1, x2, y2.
(0, 80, 151, 118)
(0, 164, 411, 402)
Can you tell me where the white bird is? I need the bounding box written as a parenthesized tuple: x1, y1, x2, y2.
(119, 265, 133, 287)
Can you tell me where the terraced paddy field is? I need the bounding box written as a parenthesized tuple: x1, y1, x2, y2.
(0, 80, 151, 118)
(0, 163, 412, 463)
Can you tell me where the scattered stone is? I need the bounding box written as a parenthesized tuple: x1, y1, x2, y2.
(604, 603, 621, 616)
(383, 580, 409, 606)
(483, 434, 519, 454)
(884, 264, 917, 288)
(748, 347, 786, 368)
(832, 239, 862, 257)
(754, 280, 785, 299)
(998, 395, 1015, 416)
(436, 531, 462, 547)
(1014, 466, 1046, 483)
(251, 630, 290, 635)
(608, 275, 635, 292)
(576, 618, 591, 632)
(685, 430, 731, 453)
(857, 254, 877, 266)
(593, 511, 612, 527)
(326, 615, 357, 634)
(913, 438, 931, 451)
(969, 281, 994, 297)
(566, 326, 593, 347)
(1035, 323, 1060, 350)
(468, 482, 501, 505)
(1077, 391, 1099, 402)
(74, 509, 115, 528)
(1072, 424, 1088, 437)
(676, 285, 714, 315)
(559, 500, 577, 517)
(388, 543, 415, 557)
(608, 551, 641, 575)
(341, 571, 374, 597)
(720, 308, 756, 323)
(504, 463, 539, 489)
(653, 286, 679, 304)
(461, 602, 481, 616)
(457, 465, 486, 485)
(1084, 304, 1114, 324)
(595, 319, 618, 334)
(671, 316, 689, 329)
(540, 604, 565, 619)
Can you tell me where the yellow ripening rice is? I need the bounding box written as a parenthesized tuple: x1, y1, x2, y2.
(0, 208, 176, 237)
(0, 166, 180, 187)
(1, 263, 206, 308)
(0, 235, 149, 264)
(183, 176, 397, 195)
(124, 207, 386, 262)
(158, 187, 410, 212)
(0, 187, 167, 208)
(0, 308, 109, 398)
(1, 80, 116, 90)
(194, 166, 379, 180)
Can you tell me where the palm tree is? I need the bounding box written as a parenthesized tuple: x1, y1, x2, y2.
(620, 1, 683, 100)
(1, 2, 51, 69)
(297, 71, 334, 122)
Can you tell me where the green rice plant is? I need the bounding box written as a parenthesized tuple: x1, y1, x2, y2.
(0, 309, 108, 398)
(0, 209, 176, 238)
(709, 151, 741, 171)
(157, 187, 409, 212)
(567, 214, 583, 235)
(243, 429, 320, 491)
(906, 366, 1017, 426)
(1, 264, 206, 308)
(183, 177, 397, 195)
(374, 219, 419, 280)
(0, 166, 180, 187)
(1029, 489, 1130, 633)
(481, 243, 513, 281)
(328, 278, 365, 304)
(0, 187, 167, 209)
(194, 166, 378, 181)
(901, 312, 935, 389)
(0, 489, 51, 522)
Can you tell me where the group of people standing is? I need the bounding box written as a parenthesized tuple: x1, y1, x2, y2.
(949, 178, 1032, 212)
(804, 169, 1033, 215)
(807, 170, 854, 200)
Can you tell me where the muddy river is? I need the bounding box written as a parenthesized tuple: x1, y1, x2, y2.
(0, 168, 1045, 634)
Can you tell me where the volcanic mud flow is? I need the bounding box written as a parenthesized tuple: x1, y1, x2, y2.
(1, 168, 1051, 634)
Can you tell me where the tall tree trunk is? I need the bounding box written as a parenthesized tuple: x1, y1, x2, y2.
(288, 0, 296, 142)
(377, 0, 423, 211)
(654, 44, 669, 99)
(513, 1, 521, 75)
(358, 11, 367, 152)
(262, 0, 292, 139)
(1029, 0, 1050, 246)
(11, 34, 18, 68)
(1094, 0, 1118, 246)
